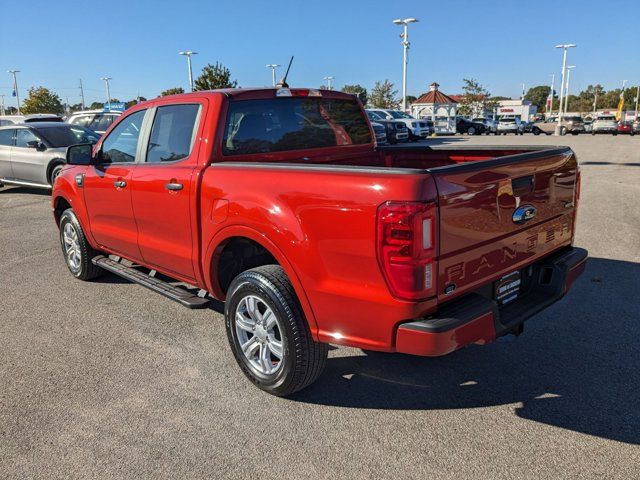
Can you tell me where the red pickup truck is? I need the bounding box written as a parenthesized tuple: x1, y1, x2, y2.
(52, 88, 587, 396)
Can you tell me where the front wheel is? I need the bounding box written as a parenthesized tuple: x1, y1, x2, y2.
(225, 265, 328, 397)
(533, 128, 541, 135)
(467, 126, 476, 135)
(49, 163, 65, 186)
(59, 209, 103, 280)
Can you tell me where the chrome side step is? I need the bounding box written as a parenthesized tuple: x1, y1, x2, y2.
(0, 177, 51, 189)
(91, 255, 211, 309)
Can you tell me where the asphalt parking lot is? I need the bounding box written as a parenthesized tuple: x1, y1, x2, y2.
(1, 134, 638, 479)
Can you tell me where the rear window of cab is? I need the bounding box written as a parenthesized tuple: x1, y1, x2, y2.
(222, 97, 371, 156)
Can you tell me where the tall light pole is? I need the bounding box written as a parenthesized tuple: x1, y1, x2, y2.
(323, 76, 334, 89)
(266, 64, 280, 87)
(554, 43, 576, 135)
(548, 74, 555, 116)
(100, 77, 112, 110)
(0, 94, 5, 116)
(563, 66, 575, 116)
(79, 79, 86, 110)
(179, 51, 198, 92)
(635, 85, 639, 119)
(393, 17, 419, 111)
(8, 70, 20, 115)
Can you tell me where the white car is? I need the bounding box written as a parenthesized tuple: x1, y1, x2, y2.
(0, 114, 64, 126)
(497, 117, 523, 135)
(66, 110, 122, 135)
(591, 115, 618, 135)
(367, 109, 430, 141)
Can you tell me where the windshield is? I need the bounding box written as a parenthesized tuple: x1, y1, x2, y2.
(565, 116, 582, 122)
(597, 116, 616, 121)
(34, 125, 100, 147)
(223, 97, 371, 156)
(500, 119, 516, 123)
(367, 111, 383, 121)
(388, 110, 413, 119)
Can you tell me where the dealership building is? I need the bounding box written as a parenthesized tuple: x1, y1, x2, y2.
(494, 99, 537, 121)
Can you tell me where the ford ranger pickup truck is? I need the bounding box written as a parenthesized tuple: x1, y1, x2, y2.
(52, 88, 587, 396)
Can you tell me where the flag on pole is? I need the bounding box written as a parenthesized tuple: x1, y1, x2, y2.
(616, 90, 625, 121)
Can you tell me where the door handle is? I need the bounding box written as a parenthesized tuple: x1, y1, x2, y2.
(165, 182, 183, 191)
(113, 180, 127, 188)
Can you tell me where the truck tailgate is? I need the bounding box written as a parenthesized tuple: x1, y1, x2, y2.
(432, 147, 578, 301)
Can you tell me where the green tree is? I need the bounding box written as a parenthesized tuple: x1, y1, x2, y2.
(89, 101, 103, 110)
(21, 87, 64, 114)
(194, 62, 238, 91)
(341, 84, 368, 105)
(458, 78, 497, 117)
(161, 87, 185, 96)
(524, 85, 551, 112)
(405, 95, 417, 105)
(369, 80, 398, 108)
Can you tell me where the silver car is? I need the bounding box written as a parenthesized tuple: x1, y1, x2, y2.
(66, 109, 122, 135)
(0, 122, 99, 189)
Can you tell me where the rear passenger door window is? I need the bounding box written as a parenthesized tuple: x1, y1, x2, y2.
(146, 104, 200, 163)
(15, 129, 39, 148)
(101, 110, 146, 163)
(0, 129, 15, 146)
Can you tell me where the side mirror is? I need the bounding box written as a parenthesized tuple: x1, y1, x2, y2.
(27, 140, 46, 151)
(67, 143, 95, 166)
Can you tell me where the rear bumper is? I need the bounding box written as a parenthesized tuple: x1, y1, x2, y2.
(395, 247, 588, 356)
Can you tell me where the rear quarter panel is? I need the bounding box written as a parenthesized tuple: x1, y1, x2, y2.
(200, 164, 439, 350)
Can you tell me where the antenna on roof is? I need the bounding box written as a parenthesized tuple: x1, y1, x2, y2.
(276, 56, 294, 88)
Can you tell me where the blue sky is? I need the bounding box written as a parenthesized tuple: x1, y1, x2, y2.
(1, 0, 638, 107)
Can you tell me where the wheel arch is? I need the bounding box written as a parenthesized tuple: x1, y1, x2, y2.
(203, 225, 319, 338)
(46, 157, 66, 185)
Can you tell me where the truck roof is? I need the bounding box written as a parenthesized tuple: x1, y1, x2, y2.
(157, 88, 357, 102)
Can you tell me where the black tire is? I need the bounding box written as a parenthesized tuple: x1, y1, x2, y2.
(533, 127, 541, 135)
(467, 126, 476, 135)
(592, 131, 596, 136)
(59, 209, 103, 280)
(49, 163, 65, 186)
(572, 131, 579, 135)
(560, 127, 567, 136)
(613, 132, 618, 136)
(225, 265, 328, 397)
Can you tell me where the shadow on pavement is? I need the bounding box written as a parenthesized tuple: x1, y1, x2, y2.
(580, 161, 640, 167)
(293, 257, 640, 445)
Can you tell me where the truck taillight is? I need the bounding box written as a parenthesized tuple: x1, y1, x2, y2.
(376, 201, 437, 301)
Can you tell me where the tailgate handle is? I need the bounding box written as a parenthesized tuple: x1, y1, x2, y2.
(512, 175, 534, 196)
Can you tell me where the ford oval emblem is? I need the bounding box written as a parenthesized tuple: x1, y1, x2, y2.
(512, 205, 537, 224)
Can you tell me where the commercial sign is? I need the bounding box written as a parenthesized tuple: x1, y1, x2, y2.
(104, 102, 126, 112)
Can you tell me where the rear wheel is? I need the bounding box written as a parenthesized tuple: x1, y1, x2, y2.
(533, 127, 541, 135)
(225, 265, 328, 397)
(59, 209, 103, 280)
(560, 127, 567, 136)
(467, 126, 476, 135)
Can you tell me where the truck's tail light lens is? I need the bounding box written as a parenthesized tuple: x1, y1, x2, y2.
(376, 201, 437, 300)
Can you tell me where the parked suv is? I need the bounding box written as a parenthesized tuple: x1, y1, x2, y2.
(367, 109, 429, 141)
(366, 110, 409, 143)
(497, 117, 523, 135)
(532, 116, 584, 136)
(0, 122, 99, 189)
(591, 114, 618, 135)
(472, 117, 497, 134)
(371, 122, 388, 144)
(0, 114, 64, 126)
(66, 110, 122, 135)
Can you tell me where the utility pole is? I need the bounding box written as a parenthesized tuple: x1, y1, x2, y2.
(393, 17, 419, 111)
(323, 76, 334, 89)
(635, 85, 639, 119)
(179, 51, 198, 92)
(7, 70, 20, 115)
(266, 64, 280, 87)
(554, 44, 576, 135)
(79, 79, 86, 110)
(0, 94, 5, 116)
(593, 92, 598, 114)
(101, 77, 112, 110)
(521, 83, 526, 100)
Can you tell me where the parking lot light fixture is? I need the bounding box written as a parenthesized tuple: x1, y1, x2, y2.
(266, 64, 280, 87)
(393, 17, 419, 112)
(563, 66, 575, 116)
(179, 51, 199, 92)
(8, 70, 20, 115)
(100, 77, 112, 110)
(554, 43, 576, 135)
(323, 76, 334, 89)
